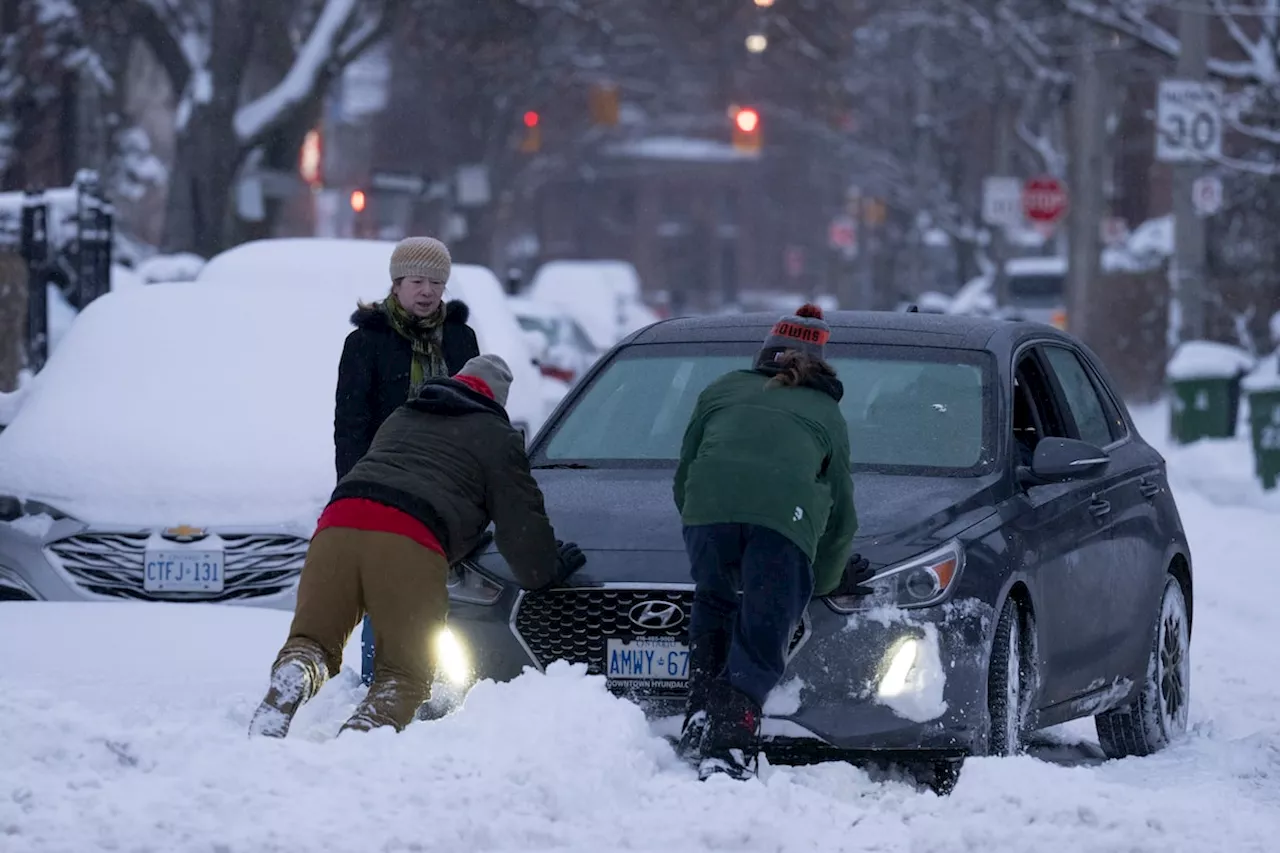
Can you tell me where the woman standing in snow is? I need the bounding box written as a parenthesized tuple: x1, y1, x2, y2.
(333, 236, 480, 686)
(672, 304, 872, 781)
(334, 236, 480, 481)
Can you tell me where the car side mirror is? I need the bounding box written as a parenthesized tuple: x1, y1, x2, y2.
(1018, 437, 1109, 487)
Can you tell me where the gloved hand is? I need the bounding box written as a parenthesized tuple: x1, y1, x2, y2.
(832, 554, 877, 597)
(555, 540, 586, 583)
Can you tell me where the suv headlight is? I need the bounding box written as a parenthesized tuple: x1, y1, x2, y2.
(826, 540, 965, 613)
(447, 559, 504, 605)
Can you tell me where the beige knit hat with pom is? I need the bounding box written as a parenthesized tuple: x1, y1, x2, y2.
(390, 236, 452, 283)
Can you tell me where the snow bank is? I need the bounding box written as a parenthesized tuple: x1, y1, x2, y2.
(0, 282, 354, 527)
(2, 594, 1279, 851)
(0, 369, 32, 426)
(1166, 340, 1254, 381)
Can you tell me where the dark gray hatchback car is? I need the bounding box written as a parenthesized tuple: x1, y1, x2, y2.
(435, 310, 1194, 779)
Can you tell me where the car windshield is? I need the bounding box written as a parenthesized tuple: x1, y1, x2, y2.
(536, 342, 996, 475)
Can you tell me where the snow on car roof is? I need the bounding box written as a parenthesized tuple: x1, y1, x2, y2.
(0, 282, 362, 528)
(196, 238, 545, 433)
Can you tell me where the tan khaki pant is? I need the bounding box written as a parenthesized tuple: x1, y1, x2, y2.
(272, 526, 448, 733)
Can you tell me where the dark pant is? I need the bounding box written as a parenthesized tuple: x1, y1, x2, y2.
(682, 523, 814, 710)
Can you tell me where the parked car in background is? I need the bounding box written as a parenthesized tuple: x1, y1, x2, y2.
(196, 238, 552, 436)
(438, 310, 1193, 789)
(509, 296, 602, 385)
(526, 259, 659, 351)
(0, 282, 360, 606)
(1003, 256, 1067, 328)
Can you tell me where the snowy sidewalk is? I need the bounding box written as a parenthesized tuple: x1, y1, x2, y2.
(1, 402, 1278, 852)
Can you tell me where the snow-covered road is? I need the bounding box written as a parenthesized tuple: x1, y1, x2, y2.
(1, 405, 1278, 853)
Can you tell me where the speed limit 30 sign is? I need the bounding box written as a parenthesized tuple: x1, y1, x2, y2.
(1156, 79, 1224, 163)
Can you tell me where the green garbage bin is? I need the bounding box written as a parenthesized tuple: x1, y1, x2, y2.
(1166, 341, 1254, 445)
(1243, 358, 1280, 490)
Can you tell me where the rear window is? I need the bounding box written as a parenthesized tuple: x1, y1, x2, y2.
(535, 342, 996, 476)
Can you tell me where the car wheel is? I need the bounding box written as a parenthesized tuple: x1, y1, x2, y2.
(986, 597, 1032, 756)
(1095, 574, 1190, 758)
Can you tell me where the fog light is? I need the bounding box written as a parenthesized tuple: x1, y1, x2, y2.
(878, 637, 920, 699)
(434, 627, 471, 686)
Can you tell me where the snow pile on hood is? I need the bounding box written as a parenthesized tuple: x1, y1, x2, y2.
(0, 282, 354, 526)
(1166, 340, 1255, 381)
(2, 591, 1279, 852)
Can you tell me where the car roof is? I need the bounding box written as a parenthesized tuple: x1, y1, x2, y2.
(626, 310, 1075, 352)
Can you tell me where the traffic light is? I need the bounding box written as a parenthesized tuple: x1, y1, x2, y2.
(732, 107, 761, 153)
(520, 110, 541, 153)
(589, 83, 619, 127)
(349, 189, 366, 213)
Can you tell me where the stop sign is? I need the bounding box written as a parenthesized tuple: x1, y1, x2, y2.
(1022, 176, 1069, 224)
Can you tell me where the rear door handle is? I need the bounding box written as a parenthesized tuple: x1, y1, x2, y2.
(1090, 498, 1112, 518)
(1139, 479, 1160, 499)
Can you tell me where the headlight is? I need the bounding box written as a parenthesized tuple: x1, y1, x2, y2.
(432, 627, 471, 686)
(0, 496, 72, 523)
(826, 540, 964, 613)
(446, 559, 503, 605)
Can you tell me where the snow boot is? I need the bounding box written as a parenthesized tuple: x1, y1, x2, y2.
(697, 681, 762, 782)
(248, 656, 319, 738)
(675, 631, 728, 764)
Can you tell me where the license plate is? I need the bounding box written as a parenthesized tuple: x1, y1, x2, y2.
(143, 550, 224, 593)
(605, 638, 689, 684)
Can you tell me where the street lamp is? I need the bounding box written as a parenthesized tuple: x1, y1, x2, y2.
(745, 33, 768, 53)
(754, 0, 775, 6)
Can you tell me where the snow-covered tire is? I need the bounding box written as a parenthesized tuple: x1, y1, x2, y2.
(1095, 574, 1190, 758)
(986, 597, 1033, 756)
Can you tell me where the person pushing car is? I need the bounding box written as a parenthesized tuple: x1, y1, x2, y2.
(249, 353, 586, 738)
(672, 304, 874, 781)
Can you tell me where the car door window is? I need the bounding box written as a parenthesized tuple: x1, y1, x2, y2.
(1013, 352, 1069, 465)
(1042, 347, 1116, 448)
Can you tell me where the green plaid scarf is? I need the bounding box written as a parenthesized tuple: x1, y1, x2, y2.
(383, 296, 449, 397)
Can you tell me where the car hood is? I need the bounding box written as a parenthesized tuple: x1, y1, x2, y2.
(507, 467, 1000, 560)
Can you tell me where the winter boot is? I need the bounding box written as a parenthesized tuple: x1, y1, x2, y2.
(248, 657, 318, 738)
(697, 680, 763, 782)
(675, 630, 729, 764)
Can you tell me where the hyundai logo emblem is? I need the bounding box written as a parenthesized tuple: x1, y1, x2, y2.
(628, 600, 685, 630)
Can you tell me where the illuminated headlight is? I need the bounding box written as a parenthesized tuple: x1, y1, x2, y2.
(826, 540, 964, 613)
(877, 637, 920, 698)
(446, 559, 503, 605)
(433, 627, 471, 686)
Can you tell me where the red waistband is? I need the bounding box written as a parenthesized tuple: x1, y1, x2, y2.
(315, 498, 445, 556)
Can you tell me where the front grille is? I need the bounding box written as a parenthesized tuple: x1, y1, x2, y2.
(513, 588, 807, 689)
(46, 532, 306, 602)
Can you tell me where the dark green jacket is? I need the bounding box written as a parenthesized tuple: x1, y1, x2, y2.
(674, 369, 857, 596)
(331, 378, 560, 590)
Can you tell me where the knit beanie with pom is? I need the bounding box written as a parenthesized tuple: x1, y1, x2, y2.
(755, 303, 831, 368)
(390, 236, 452, 283)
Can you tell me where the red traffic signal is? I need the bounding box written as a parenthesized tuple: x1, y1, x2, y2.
(523, 110, 540, 128)
(735, 108, 760, 134)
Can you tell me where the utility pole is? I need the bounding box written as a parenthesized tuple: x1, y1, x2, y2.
(1173, 3, 1209, 342)
(911, 28, 934, 293)
(1066, 34, 1106, 343)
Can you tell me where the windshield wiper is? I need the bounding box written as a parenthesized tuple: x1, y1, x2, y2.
(531, 462, 596, 470)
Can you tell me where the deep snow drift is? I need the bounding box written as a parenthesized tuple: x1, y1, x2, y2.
(1, 404, 1279, 852)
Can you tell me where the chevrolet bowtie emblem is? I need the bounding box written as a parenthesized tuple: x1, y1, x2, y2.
(162, 524, 207, 542)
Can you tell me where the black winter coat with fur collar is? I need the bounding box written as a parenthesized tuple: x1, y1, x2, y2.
(334, 300, 480, 480)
